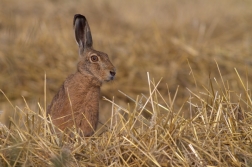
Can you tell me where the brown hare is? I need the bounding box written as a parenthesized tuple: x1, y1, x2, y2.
(47, 14, 116, 137)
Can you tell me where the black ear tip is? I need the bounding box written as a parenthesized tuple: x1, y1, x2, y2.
(74, 14, 86, 19)
(73, 14, 86, 26)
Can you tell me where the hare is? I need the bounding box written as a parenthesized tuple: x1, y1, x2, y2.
(47, 14, 116, 137)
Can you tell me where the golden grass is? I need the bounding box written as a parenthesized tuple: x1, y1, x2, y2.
(1, 0, 252, 166)
(1, 70, 252, 166)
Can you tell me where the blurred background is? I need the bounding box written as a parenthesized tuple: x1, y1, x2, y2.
(0, 0, 252, 123)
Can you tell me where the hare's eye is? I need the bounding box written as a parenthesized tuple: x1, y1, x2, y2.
(90, 55, 99, 62)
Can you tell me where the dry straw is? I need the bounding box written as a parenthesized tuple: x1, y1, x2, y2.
(1, 69, 252, 166)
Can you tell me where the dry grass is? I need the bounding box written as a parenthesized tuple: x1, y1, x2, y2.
(1, 0, 252, 166)
(1, 71, 252, 166)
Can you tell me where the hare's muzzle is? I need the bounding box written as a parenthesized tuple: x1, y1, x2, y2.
(109, 70, 116, 80)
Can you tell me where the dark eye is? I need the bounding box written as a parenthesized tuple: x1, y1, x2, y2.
(90, 55, 99, 62)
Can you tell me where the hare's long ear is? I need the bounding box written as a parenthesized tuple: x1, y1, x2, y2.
(73, 14, 93, 54)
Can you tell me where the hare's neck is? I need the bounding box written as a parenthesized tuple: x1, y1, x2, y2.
(64, 73, 101, 102)
(69, 72, 101, 89)
(76, 71, 102, 87)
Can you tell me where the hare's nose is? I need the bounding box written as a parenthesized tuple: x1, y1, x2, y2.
(110, 71, 116, 77)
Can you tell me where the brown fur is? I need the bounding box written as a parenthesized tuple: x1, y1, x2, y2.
(47, 14, 116, 137)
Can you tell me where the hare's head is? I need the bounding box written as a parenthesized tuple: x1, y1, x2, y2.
(74, 14, 116, 83)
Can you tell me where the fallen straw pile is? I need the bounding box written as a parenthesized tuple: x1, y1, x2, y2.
(1, 71, 252, 167)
